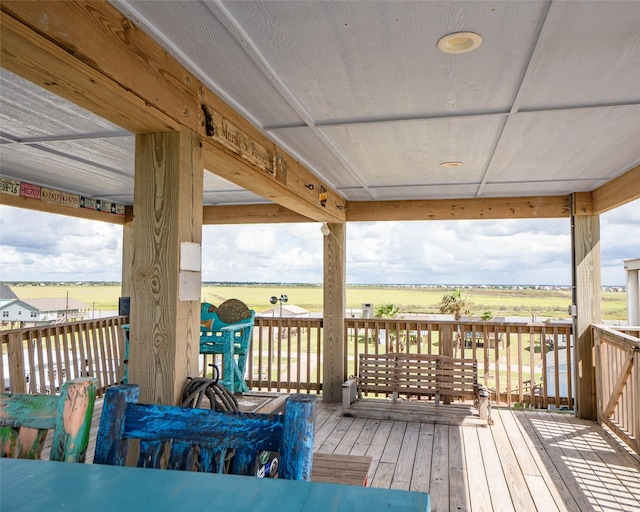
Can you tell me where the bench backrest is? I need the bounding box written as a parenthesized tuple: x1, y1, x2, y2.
(200, 308, 255, 355)
(358, 353, 479, 400)
(94, 384, 317, 480)
(0, 377, 97, 462)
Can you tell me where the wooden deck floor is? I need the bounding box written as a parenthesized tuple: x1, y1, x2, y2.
(73, 397, 640, 512)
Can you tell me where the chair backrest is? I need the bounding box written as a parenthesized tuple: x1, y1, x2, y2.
(0, 377, 97, 462)
(94, 384, 317, 480)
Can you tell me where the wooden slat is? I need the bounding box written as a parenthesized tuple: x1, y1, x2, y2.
(311, 452, 372, 486)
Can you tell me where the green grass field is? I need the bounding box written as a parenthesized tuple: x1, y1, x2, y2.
(6, 283, 629, 320)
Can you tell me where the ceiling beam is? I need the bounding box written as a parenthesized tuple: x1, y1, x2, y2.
(346, 196, 571, 222)
(0, 192, 126, 225)
(0, 1, 345, 223)
(591, 164, 640, 215)
(203, 204, 311, 225)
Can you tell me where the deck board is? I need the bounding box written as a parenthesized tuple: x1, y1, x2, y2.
(40, 395, 640, 512)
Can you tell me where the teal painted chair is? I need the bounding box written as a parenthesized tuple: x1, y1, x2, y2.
(0, 377, 97, 462)
(200, 302, 255, 393)
(94, 384, 317, 480)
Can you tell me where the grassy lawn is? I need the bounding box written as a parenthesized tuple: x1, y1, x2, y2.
(6, 283, 629, 320)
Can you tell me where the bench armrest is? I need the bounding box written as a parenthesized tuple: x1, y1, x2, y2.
(342, 378, 358, 409)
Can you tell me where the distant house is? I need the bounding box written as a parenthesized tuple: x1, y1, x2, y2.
(257, 304, 311, 318)
(0, 285, 89, 327)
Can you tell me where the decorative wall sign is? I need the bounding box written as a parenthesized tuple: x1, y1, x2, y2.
(0, 178, 20, 196)
(206, 107, 289, 185)
(60, 191, 80, 209)
(20, 182, 41, 199)
(81, 196, 97, 210)
(1, 177, 124, 217)
(41, 187, 61, 204)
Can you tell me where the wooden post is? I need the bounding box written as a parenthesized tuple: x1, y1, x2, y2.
(322, 223, 346, 402)
(280, 393, 318, 481)
(572, 197, 601, 420)
(121, 208, 134, 299)
(128, 127, 203, 405)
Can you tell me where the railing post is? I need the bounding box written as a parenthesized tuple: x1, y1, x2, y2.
(7, 332, 26, 393)
(439, 324, 453, 357)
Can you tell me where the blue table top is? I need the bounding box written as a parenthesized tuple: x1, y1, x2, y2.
(1, 459, 430, 512)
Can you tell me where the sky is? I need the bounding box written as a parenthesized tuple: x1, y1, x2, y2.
(0, 198, 638, 286)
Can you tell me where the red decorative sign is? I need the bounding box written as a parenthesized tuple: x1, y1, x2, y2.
(20, 182, 41, 199)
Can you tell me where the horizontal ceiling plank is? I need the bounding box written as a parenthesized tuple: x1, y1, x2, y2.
(0, 9, 178, 133)
(592, 165, 640, 215)
(346, 196, 571, 221)
(0, 192, 126, 225)
(203, 204, 311, 225)
(1, 0, 344, 222)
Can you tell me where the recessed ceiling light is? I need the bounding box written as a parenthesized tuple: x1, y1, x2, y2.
(440, 161, 463, 168)
(437, 32, 483, 54)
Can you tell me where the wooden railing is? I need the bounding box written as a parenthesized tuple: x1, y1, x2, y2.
(1, 316, 128, 395)
(343, 318, 574, 409)
(593, 324, 640, 455)
(2, 316, 574, 411)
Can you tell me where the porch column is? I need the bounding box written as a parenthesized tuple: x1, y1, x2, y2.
(571, 201, 602, 420)
(120, 208, 134, 298)
(128, 126, 204, 405)
(322, 222, 346, 402)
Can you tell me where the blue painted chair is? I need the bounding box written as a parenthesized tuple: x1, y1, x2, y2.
(200, 303, 255, 393)
(94, 384, 317, 480)
(0, 377, 97, 462)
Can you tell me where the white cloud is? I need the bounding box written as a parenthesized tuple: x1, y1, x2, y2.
(1, 198, 638, 285)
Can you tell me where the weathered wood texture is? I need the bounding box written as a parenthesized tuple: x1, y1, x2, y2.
(572, 211, 601, 420)
(0, 377, 96, 462)
(323, 223, 346, 402)
(343, 353, 489, 425)
(94, 385, 317, 480)
(129, 127, 202, 405)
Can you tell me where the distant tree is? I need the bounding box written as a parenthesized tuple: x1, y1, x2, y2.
(375, 303, 399, 319)
(438, 290, 473, 321)
(374, 303, 402, 351)
(438, 290, 473, 357)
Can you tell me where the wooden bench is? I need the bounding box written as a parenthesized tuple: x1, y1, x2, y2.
(342, 353, 490, 426)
